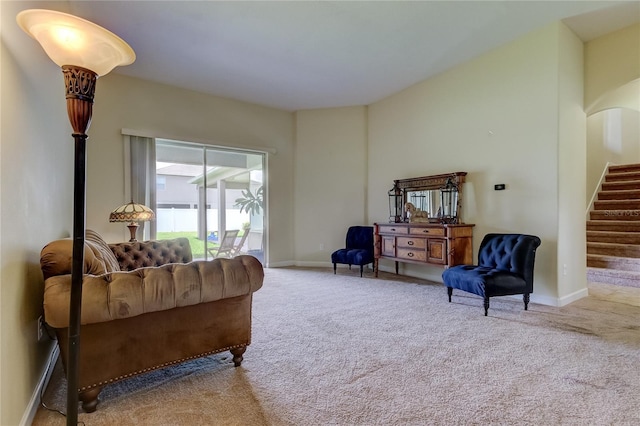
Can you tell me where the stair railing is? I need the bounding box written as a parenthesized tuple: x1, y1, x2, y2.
(586, 162, 615, 220)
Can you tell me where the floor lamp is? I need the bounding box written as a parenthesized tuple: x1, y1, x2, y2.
(16, 9, 135, 425)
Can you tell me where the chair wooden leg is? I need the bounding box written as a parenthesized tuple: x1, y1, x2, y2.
(447, 287, 453, 302)
(360, 265, 364, 277)
(523, 293, 530, 310)
(483, 296, 490, 316)
(333, 263, 336, 274)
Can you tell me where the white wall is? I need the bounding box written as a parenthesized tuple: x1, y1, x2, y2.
(367, 23, 584, 303)
(293, 107, 368, 264)
(584, 23, 640, 113)
(584, 22, 640, 211)
(86, 74, 295, 264)
(1, 1, 74, 423)
(556, 23, 587, 303)
(586, 109, 640, 201)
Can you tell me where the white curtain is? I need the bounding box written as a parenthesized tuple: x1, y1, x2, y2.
(125, 135, 157, 240)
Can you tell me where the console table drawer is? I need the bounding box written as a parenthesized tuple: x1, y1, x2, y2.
(378, 225, 408, 235)
(397, 237, 426, 249)
(397, 248, 427, 262)
(409, 227, 445, 236)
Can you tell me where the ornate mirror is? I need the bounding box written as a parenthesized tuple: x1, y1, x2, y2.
(388, 172, 466, 224)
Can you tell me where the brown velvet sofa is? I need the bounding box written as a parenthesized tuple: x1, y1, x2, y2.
(40, 230, 264, 413)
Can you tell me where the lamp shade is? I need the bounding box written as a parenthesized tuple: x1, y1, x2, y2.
(16, 9, 135, 76)
(109, 200, 155, 223)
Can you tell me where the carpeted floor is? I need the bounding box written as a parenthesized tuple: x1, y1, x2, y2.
(34, 267, 640, 425)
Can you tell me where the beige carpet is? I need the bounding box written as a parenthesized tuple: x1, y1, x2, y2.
(34, 267, 640, 425)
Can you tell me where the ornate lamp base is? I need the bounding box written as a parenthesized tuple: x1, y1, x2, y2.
(127, 222, 139, 242)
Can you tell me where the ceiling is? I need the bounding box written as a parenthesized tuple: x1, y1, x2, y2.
(4, 1, 640, 111)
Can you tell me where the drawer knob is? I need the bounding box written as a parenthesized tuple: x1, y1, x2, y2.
(408, 252, 414, 257)
(422, 230, 429, 233)
(408, 241, 414, 246)
(390, 228, 396, 231)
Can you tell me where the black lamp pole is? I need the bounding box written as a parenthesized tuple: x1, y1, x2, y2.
(64, 65, 96, 426)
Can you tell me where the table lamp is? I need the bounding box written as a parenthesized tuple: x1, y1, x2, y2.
(109, 200, 155, 242)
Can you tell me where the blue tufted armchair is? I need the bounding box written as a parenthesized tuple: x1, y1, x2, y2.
(442, 233, 541, 315)
(331, 226, 374, 277)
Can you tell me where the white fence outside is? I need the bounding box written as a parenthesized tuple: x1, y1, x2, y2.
(156, 208, 249, 233)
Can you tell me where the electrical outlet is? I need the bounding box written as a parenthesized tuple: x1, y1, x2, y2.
(37, 315, 45, 341)
(319, 243, 325, 251)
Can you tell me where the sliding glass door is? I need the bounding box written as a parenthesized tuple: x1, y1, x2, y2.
(154, 139, 265, 263)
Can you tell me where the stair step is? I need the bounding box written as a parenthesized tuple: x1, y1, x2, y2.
(587, 242, 640, 258)
(598, 189, 640, 200)
(593, 200, 640, 211)
(587, 164, 640, 288)
(587, 254, 640, 272)
(605, 171, 640, 182)
(589, 210, 640, 221)
(587, 231, 640, 244)
(587, 267, 640, 288)
(587, 220, 640, 232)
(608, 163, 640, 174)
(601, 180, 640, 191)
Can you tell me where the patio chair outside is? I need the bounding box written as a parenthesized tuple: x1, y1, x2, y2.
(208, 229, 239, 258)
(230, 228, 251, 257)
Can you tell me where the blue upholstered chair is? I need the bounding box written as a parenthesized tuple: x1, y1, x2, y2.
(442, 233, 541, 316)
(331, 226, 374, 277)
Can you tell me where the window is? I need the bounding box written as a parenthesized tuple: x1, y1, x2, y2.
(154, 139, 265, 263)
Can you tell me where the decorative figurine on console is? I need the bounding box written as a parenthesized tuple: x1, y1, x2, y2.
(404, 202, 429, 223)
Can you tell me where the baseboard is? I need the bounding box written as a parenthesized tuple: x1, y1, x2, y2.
(20, 343, 59, 426)
(266, 260, 296, 268)
(556, 287, 589, 307)
(268, 261, 369, 269)
(524, 293, 560, 307)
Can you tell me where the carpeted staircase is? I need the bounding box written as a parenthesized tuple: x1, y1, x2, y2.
(587, 163, 640, 288)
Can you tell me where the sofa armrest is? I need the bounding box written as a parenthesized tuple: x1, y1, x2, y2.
(43, 255, 263, 328)
(109, 238, 192, 271)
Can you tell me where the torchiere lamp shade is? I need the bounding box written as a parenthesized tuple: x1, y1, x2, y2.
(16, 9, 135, 76)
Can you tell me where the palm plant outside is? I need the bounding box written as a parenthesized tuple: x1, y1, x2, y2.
(234, 186, 264, 215)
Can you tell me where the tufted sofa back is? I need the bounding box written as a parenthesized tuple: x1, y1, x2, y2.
(40, 230, 193, 280)
(478, 233, 541, 281)
(109, 237, 192, 271)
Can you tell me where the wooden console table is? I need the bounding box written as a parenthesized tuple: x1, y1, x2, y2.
(374, 222, 474, 276)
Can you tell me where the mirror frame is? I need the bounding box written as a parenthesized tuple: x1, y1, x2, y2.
(396, 172, 466, 223)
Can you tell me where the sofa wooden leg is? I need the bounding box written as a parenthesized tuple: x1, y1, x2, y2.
(79, 387, 101, 413)
(523, 293, 530, 310)
(483, 297, 490, 316)
(447, 287, 453, 303)
(230, 346, 246, 367)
